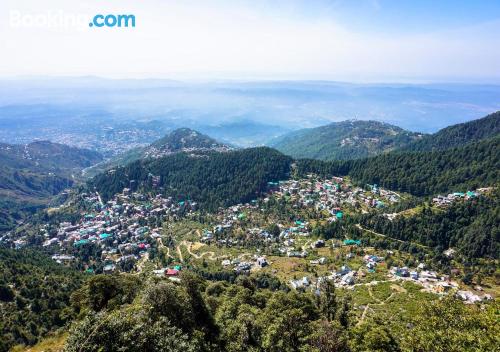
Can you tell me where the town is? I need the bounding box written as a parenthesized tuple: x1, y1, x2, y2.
(4, 174, 494, 307)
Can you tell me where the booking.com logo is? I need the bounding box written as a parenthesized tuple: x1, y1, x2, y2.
(89, 14, 135, 28)
(8, 10, 135, 30)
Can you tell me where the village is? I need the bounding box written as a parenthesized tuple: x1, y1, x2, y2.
(5, 173, 495, 306)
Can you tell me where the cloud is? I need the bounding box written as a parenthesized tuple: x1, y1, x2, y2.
(0, 0, 499, 82)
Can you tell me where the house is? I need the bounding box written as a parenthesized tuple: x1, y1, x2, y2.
(153, 268, 166, 277)
(312, 239, 325, 248)
(338, 265, 351, 276)
(166, 268, 179, 276)
(256, 257, 268, 268)
(341, 272, 355, 285)
(420, 270, 438, 280)
(443, 248, 456, 258)
(103, 264, 116, 273)
(290, 276, 310, 290)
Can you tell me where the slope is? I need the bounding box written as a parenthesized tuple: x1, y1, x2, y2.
(270, 120, 423, 160)
(85, 128, 232, 177)
(296, 136, 500, 197)
(402, 111, 500, 152)
(91, 147, 292, 210)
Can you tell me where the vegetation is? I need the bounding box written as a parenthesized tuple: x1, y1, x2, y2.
(86, 128, 229, 177)
(0, 248, 85, 351)
(402, 111, 500, 152)
(91, 147, 292, 210)
(359, 191, 499, 261)
(0, 141, 102, 232)
(61, 272, 499, 352)
(270, 120, 421, 161)
(296, 136, 499, 196)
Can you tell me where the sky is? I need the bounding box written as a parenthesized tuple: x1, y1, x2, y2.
(1, 0, 500, 82)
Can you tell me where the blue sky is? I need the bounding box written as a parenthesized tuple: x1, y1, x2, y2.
(290, 0, 500, 33)
(1, 0, 499, 82)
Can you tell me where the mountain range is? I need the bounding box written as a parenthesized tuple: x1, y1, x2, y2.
(1, 112, 499, 233)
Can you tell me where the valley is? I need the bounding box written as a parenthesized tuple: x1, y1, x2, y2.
(0, 112, 498, 352)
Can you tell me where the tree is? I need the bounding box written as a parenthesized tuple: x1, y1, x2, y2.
(400, 297, 499, 352)
(318, 280, 337, 321)
(64, 307, 198, 352)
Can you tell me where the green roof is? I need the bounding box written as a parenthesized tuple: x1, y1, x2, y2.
(74, 239, 89, 246)
(343, 239, 361, 246)
(99, 233, 113, 239)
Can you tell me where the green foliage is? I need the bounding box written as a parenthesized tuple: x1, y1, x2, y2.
(87, 128, 228, 176)
(0, 141, 103, 233)
(71, 275, 142, 314)
(360, 192, 499, 260)
(64, 308, 198, 352)
(297, 136, 499, 196)
(271, 120, 421, 161)
(400, 297, 500, 352)
(91, 147, 292, 210)
(402, 111, 500, 152)
(0, 248, 84, 351)
(65, 272, 355, 352)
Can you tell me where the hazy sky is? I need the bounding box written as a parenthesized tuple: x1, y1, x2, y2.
(1, 0, 500, 82)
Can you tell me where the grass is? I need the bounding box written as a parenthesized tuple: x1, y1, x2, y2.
(12, 333, 67, 352)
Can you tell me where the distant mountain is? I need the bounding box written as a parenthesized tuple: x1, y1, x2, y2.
(150, 128, 230, 154)
(269, 120, 423, 160)
(402, 111, 500, 152)
(0, 140, 103, 172)
(91, 147, 291, 209)
(297, 135, 500, 197)
(85, 128, 232, 177)
(0, 141, 103, 231)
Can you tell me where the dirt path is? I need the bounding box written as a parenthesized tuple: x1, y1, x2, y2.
(176, 245, 184, 262)
(356, 224, 429, 249)
(176, 240, 229, 261)
(156, 238, 174, 258)
(357, 283, 404, 325)
(136, 252, 149, 273)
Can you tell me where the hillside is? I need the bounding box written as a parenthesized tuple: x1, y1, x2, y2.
(0, 141, 102, 173)
(0, 248, 84, 350)
(91, 147, 292, 209)
(360, 189, 499, 260)
(402, 111, 500, 152)
(0, 141, 103, 232)
(85, 128, 232, 177)
(296, 135, 500, 196)
(270, 120, 423, 161)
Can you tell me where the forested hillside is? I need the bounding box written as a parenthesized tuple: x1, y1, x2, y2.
(360, 190, 499, 261)
(297, 136, 499, 196)
(270, 120, 422, 160)
(0, 248, 84, 351)
(0, 141, 103, 232)
(60, 272, 499, 352)
(402, 111, 500, 152)
(91, 147, 292, 209)
(85, 128, 231, 177)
